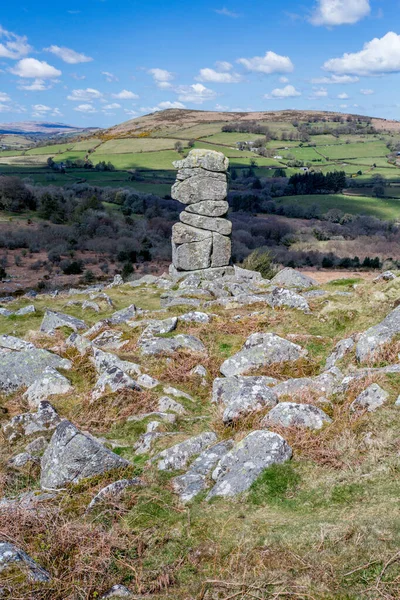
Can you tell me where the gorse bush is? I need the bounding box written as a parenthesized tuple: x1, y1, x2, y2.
(242, 249, 278, 279)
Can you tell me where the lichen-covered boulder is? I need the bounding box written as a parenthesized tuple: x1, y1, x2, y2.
(86, 478, 143, 512)
(92, 366, 141, 400)
(0, 334, 35, 351)
(270, 268, 318, 289)
(350, 383, 389, 412)
(23, 367, 73, 409)
(220, 333, 307, 377)
(179, 311, 211, 324)
(0, 348, 71, 393)
(261, 402, 331, 430)
(207, 431, 292, 499)
(2, 401, 61, 443)
(324, 337, 355, 371)
(92, 347, 141, 377)
(185, 200, 229, 217)
(40, 420, 130, 490)
(139, 333, 206, 356)
(0, 542, 50, 582)
(110, 304, 137, 324)
(356, 306, 400, 363)
(267, 287, 310, 313)
(180, 211, 232, 235)
(172, 440, 234, 502)
(155, 431, 217, 471)
(173, 148, 229, 172)
(271, 369, 341, 400)
(212, 376, 278, 423)
(40, 310, 87, 334)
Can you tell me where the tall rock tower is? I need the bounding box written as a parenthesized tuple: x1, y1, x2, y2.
(170, 149, 232, 276)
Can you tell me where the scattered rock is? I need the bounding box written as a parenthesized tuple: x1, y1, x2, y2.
(156, 431, 217, 471)
(0, 334, 35, 351)
(40, 420, 130, 490)
(23, 367, 73, 409)
(207, 431, 292, 499)
(92, 366, 141, 400)
(0, 348, 71, 393)
(374, 271, 396, 283)
(40, 310, 87, 334)
(110, 304, 137, 324)
(15, 304, 35, 316)
(350, 383, 389, 412)
(324, 338, 355, 371)
(173, 440, 234, 502)
(212, 376, 278, 423)
(82, 300, 100, 312)
(163, 385, 193, 401)
(0, 542, 51, 582)
(267, 287, 310, 312)
(92, 348, 141, 377)
(2, 402, 61, 443)
(86, 478, 143, 512)
(220, 333, 307, 377)
(179, 311, 211, 324)
(261, 402, 331, 430)
(271, 268, 317, 289)
(158, 396, 186, 415)
(92, 330, 127, 351)
(137, 374, 159, 389)
(356, 306, 400, 363)
(66, 332, 92, 354)
(101, 584, 133, 598)
(139, 333, 206, 356)
(8, 452, 39, 469)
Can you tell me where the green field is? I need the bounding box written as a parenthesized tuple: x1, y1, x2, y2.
(25, 142, 74, 156)
(277, 193, 400, 220)
(99, 137, 178, 153)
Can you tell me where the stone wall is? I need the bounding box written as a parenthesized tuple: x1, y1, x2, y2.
(170, 149, 232, 274)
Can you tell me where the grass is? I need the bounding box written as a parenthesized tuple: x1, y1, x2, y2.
(3, 276, 400, 597)
(277, 193, 400, 220)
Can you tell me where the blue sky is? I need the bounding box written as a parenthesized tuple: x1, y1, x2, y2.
(0, 0, 399, 127)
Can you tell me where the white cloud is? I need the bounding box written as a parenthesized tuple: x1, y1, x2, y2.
(111, 89, 139, 99)
(337, 92, 349, 98)
(148, 68, 174, 88)
(215, 61, 232, 72)
(339, 104, 348, 108)
(10, 58, 61, 79)
(0, 26, 31, 59)
(214, 7, 239, 17)
(360, 88, 374, 95)
(176, 83, 217, 104)
(71, 73, 86, 80)
(215, 103, 230, 111)
(45, 45, 92, 64)
(103, 103, 121, 109)
(314, 88, 328, 97)
(196, 66, 241, 83)
(67, 88, 103, 101)
(102, 71, 119, 82)
(124, 109, 138, 117)
(311, 74, 359, 84)
(51, 108, 62, 117)
(0, 92, 11, 102)
(323, 32, 400, 75)
(265, 84, 301, 99)
(18, 78, 53, 91)
(74, 104, 97, 113)
(310, 0, 370, 26)
(237, 51, 294, 74)
(158, 101, 186, 109)
(32, 104, 51, 113)
(279, 76, 289, 83)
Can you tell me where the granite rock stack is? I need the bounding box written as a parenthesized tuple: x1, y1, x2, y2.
(170, 149, 232, 275)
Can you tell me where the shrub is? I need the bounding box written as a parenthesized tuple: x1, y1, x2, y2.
(241, 249, 278, 279)
(60, 260, 83, 275)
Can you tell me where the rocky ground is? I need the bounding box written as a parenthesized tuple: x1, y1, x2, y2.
(2, 267, 400, 599)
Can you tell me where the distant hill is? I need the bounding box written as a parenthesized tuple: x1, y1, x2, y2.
(105, 108, 400, 137)
(0, 121, 100, 138)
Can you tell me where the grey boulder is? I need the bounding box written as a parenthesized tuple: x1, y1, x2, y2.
(356, 306, 400, 363)
(267, 287, 310, 313)
(110, 304, 137, 324)
(261, 402, 331, 430)
(40, 420, 130, 489)
(92, 366, 141, 400)
(0, 348, 71, 393)
(0, 542, 50, 582)
(271, 268, 318, 289)
(180, 211, 232, 235)
(350, 383, 389, 412)
(220, 333, 307, 377)
(2, 402, 61, 443)
(40, 310, 87, 334)
(212, 376, 278, 423)
(23, 367, 73, 409)
(86, 478, 143, 512)
(207, 430, 292, 499)
(156, 431, 217, 471)
(172, 440, 234, 502)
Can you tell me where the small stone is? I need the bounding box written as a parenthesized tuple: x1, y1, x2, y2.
(267, 287, 310, 313)
(350, 383, 389, 412)
(40, 310, 87, 334)
(101, 584, 133, 598)
(270, 268, 318, 289)
(191, 364, 207, 378)
(40, 420, 130, 490)
(2, 402, 61, 443)
(0, 334, 35, 351)
(137, 374, 159, 389)
(92, 330, 127, 351)
(92, 348, 141, 377)
(15, 304, 35, 316)
(156, 431, 218, 471)
(82, 300, 100, 312)
(0, 542, 50, 582)
(25, 436, 48, 454)
(110, 304, 136, 324)
(163, 385, 193, 401)
(261, 402, 331, 430)
(179, 311, 211, 324)
(86, 478, 143, 512)
(158, 396, 186, 415)
(207, 431, 292, 499)
(66, 332, 92, 354)
(212, 376, 278, 424)
(8, 452, 39, 469)
(92, 366, 141, 400)
(23, 367, 73, 409)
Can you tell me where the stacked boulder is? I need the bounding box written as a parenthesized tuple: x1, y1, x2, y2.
(171, 149, 232, 275)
